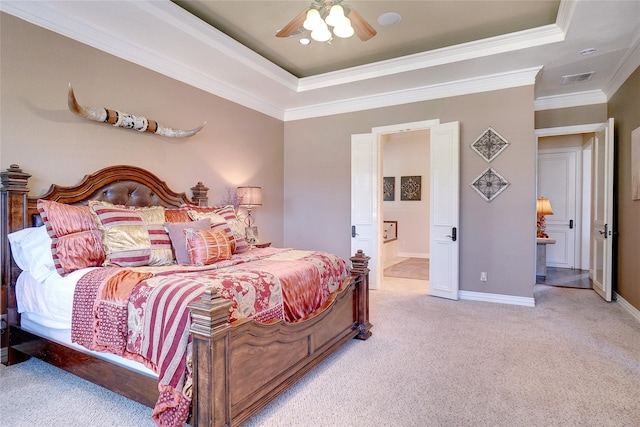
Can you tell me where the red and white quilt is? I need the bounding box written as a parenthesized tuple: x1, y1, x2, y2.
(70, 247, 347, 427)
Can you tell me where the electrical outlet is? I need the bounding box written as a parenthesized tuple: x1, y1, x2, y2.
(480, 272, 488, 282)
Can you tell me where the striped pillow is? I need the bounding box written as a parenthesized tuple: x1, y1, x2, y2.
(185, 228, 232, 266)
(89, 201, 151, 267)
(37, 199, 105, 275)
(189, 205, 249, 253)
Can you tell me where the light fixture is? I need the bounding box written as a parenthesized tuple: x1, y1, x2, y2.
(302, 2, 355, 42)
(536, 197, 554, 238)
(237, 186, 262, 227)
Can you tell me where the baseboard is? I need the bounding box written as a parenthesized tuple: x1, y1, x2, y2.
(459, 290, 536, 307)
(397, 252, 429, 259)
(615, 292, 640, 324)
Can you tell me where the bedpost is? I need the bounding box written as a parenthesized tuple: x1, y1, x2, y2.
(1, 165, 31, 364)
(350, 250, 372, 340)
(188, 287, 234, 427)
(191, 182, 209, 207)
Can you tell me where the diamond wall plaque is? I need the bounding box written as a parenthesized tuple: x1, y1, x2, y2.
(471, 127, 509, 162)
(401, 176, 421, 201)
(383, 177, 395, 201)
(470, 167, 510, 202)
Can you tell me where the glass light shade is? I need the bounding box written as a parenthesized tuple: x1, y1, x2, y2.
(325, 5, 346, 27)
(536, 197, 554, 215)
(333, 20, 354, 38)
(237, 186, 263, 207)
(303, 9, 323, 31)
(311, 23, 332, 42)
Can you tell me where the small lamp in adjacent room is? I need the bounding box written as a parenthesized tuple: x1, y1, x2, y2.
(237, 186, 262, 244)
(536, 197, 554, 238)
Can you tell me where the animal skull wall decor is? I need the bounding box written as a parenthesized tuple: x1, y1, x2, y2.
(67, 84, 205, 138)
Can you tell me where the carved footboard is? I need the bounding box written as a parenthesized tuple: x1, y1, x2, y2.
(188, 250, 371, 426)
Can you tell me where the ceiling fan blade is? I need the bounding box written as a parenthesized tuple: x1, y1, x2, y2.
(346, 7, 377, 41)
(275, 8, 308, 38)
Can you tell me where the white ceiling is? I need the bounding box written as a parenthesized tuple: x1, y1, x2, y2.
(2, 1, 639, 121)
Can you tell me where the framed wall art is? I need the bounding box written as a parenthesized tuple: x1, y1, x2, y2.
(471, 127, 509, 162)
(400, 176, 421, 201)
(383, 176, 395, 201)
(470, 167, 509, 202)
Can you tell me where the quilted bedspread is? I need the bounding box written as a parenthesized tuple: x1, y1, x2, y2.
(70, 247, 347, 427)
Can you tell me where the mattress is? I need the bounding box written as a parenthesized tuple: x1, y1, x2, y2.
(16, 270, 156, 377)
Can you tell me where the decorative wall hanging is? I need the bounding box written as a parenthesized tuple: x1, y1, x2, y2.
(383, 177, 395, 201)
(471, 127, 509, 162)
(401, 176, 421, 201)
(470, 167, 510, 202)
(68, 84, 205, 138)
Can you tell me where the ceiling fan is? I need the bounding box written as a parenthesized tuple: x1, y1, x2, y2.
(276, 0, 377, 42)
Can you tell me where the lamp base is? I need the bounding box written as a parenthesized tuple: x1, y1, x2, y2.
(537, 214, 549, 238)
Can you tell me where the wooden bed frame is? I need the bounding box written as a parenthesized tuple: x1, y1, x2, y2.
(0, 164, 371, 426)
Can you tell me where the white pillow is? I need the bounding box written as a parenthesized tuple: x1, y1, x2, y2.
(8, 226, 57, 282)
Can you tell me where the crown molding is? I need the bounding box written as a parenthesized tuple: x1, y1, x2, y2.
(285, 67, 542, 121)
(534, 90, 607, 111)
(603, 32, 640, 99)
(298, 24, 564, 92)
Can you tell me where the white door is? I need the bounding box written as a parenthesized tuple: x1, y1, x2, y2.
(351, 133, 379, 289)
(429, 121, 460, 300)
(538, 148, 580, 269)
(592, 118, 614, 302)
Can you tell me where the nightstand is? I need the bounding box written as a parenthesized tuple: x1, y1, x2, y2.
(254, 241, 271, 248)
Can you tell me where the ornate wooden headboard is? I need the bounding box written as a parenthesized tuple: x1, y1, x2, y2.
(0, 164, 209, 321)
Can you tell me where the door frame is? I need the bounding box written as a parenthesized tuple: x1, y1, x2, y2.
(535, 121, 611, 278)
(352, 118, 457, 291)
(537, 146, 582, 269)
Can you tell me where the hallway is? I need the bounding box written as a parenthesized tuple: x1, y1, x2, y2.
(538, 267, 591, 289)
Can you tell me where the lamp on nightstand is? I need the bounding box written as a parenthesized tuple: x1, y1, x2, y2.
(237, 186, 262, 244)
(536, 197, 554, 238)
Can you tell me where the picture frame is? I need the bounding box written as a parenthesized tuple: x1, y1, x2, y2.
(400, 176, 421, 201)
(383, 177, 395, 201)
(245, 226, 259, 245)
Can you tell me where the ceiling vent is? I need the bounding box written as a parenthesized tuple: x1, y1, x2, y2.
(561, 72, 594, 85)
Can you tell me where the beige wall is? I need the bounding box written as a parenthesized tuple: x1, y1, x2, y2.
(285, 86, 537, 297)
(0, 13, 285, 245)
(608, 66, 640, 310)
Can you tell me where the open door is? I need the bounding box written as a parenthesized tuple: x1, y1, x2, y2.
(429, 121, 460, 299)
(351, 133, 379, 289)
(592, 118, 614, 301)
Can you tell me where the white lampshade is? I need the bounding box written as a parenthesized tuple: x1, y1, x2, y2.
(303, 9, 323, 31)
(325, 5, 346, 27)
(237, 186, 262, 207)
(333, 19, 354, 38)
(311, 22, 332, 42)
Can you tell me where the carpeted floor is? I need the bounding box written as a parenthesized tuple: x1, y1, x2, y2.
(383, 257, 429, 280)
(1, 281, 639, 427)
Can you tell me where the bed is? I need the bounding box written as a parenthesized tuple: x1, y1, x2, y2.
(0, 164, 371, 426)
